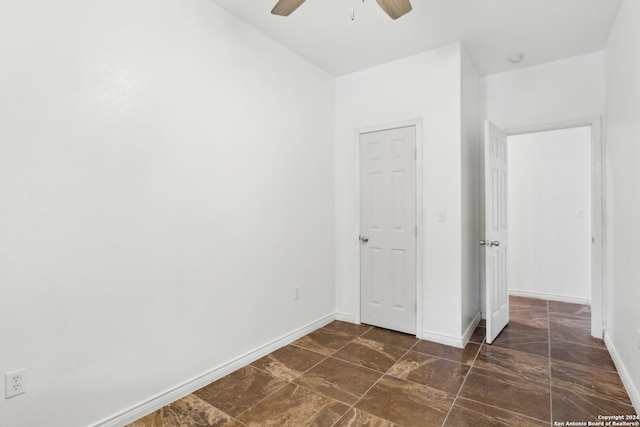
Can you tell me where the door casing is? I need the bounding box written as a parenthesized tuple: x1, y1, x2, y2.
(354, 119, 424, 338)
(498, 116, 605, 339)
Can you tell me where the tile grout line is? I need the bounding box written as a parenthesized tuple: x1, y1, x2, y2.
(227, 370, 293, 421)
(441, 300, 553, 426)
(329, 337, 422, 427)
(439, 335, 484, 427)
(238, 326, 370, 424)
(287, 323, 371, 361)
(234, 325, 366, 422)
(252, 324, 419, 427)
(290, 324, 414, 427)
(547, 309, 636, 410)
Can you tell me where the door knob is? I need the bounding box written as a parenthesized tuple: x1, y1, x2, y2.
(480, 240, 488, 246)
(490, 241, 500, 247)
(359, 235, 369, 244)
(480, 240, 500, 247)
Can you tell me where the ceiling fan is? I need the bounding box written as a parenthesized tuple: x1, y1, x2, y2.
(271, 0, 412, 20)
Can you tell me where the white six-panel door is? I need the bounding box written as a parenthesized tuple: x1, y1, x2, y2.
(360, 126, 416, 335)
(484, 120, 509, 344)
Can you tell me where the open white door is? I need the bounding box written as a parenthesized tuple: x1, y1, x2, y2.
(483, 121, 509, 344)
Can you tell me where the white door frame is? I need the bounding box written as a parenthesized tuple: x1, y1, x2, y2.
(354, 118, 424, 338)
(505, 116, 605, 339)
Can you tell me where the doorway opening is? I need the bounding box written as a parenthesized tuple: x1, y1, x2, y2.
(507, 126, 591, 305)
(498, 117, 606, 339)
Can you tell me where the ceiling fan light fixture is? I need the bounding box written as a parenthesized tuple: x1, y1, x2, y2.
(376, 0, 412, 20)
(507, 53, 524, 64)
(271, 0, 412, 20)
(271, 0, 306, 16)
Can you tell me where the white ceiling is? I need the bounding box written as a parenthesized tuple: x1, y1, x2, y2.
(208, 0, 623, 76)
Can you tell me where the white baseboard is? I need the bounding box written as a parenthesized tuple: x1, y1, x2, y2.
(91, 313, 335, 427)
(509, 289, 590, 305)
(461, 312, 482, 347)
(604, 333, 640, 414)
(421, 313, 481, 349)
(335, 312, 356, 323)
(421, 329, 465, 349)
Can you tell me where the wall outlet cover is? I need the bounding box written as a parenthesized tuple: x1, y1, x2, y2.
(5, 369, 26, 399)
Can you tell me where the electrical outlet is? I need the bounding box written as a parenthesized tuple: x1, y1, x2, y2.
(294, 287, 300, 300)
(5, 369, 26, 398)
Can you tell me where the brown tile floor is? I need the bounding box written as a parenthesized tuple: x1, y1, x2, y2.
(129, 297, 638, 426)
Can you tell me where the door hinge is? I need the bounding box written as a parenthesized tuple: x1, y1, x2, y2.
(415, 225, 417, 237)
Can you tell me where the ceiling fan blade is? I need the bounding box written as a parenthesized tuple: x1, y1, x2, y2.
(376, 0, 412, 20)
(271, 0, 306, 16)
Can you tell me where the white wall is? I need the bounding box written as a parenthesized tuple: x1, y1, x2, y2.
(604, 0, 640, 410)
(0, 1, 335, 426)
(334, 44, 466, 344)
(482, 52, 605, 130)
(508, 127, 591, 303)
(460, 48, 482, 335)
